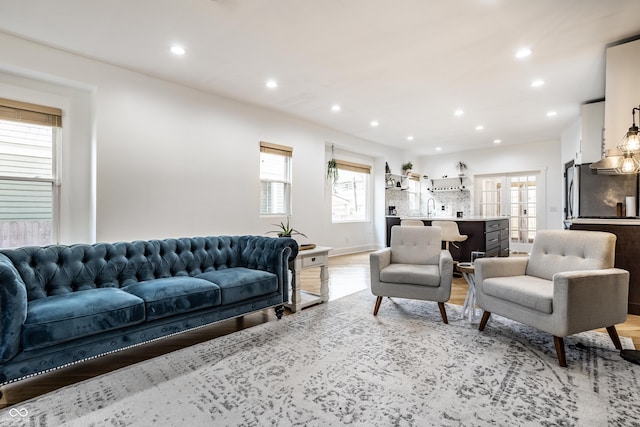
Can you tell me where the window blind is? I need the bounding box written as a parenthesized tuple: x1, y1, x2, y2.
(0, 97, 62, 128)
(335, 159, 371, 174)
(260, 141, 292, 157)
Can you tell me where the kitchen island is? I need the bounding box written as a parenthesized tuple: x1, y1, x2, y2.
(386, 216, 509, 262)
(570, 217, 640, 315)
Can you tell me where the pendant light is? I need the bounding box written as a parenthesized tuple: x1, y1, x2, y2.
(614, 105, 640, 174)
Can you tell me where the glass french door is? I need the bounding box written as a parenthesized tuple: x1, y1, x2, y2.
(477, 172, 538, 253)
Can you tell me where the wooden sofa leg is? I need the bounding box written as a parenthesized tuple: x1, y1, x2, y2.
(606, 325, 623, 350)
(554, 336, 567, 367)
(373, 296, 383, 316)
(478, 311, 491, 331)
(438, 302, 448, 324)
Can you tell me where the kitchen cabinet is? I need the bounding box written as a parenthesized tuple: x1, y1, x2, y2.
(580, 101, 604, 164)
(604, 39, 640, 152)
(386, 217, 509, 262)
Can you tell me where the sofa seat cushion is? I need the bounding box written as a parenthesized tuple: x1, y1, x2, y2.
(196, 267, 278, 304)
(23, 288, 145, 351)
(483, 275, 554, 314)
(122, 277, 221, 321)
(380, 264, 441, 287)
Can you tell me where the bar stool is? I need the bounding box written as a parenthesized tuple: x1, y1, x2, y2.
(400, 219, 425, 226)
(431, 221, 467, 251)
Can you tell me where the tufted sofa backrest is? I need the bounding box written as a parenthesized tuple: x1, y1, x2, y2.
(525, 230, 616, 280)
(0, 236, 290, 302)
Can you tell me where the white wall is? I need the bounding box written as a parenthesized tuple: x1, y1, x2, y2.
(0, 32, 412, 251)
(418, 140, 564, 230)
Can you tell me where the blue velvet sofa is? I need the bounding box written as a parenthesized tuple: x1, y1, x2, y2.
(0, 235, 297, 391)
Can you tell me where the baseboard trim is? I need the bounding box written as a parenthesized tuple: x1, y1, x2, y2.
(328, 244, 384, 257)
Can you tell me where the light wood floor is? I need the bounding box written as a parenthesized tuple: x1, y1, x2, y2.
(2, 251, 639, 408)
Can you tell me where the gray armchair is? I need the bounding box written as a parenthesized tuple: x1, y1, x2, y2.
(370, 225, 454, 323)
(475, 229, 629, 367)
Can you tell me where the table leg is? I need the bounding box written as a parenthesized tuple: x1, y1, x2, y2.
(460, 271, 477, 322)
(290, 259, 302, 312)
(319, 264, 329, 302)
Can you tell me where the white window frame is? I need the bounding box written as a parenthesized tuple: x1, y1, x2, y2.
(259, 141, 292, 216)
(0, 120, 61, 247)
(331, 159, 371, 223)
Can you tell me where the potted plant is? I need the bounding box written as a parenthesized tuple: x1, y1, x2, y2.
(267, 218, 307, 238)
(402, 161, 413, 176)
(456, 161, 468, 177)
(327, 144, 339, 185)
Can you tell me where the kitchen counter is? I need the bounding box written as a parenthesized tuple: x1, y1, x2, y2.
(385, 216, 510, 260)
(569, 221, 640, 314)
(387, 215, 507, 222)
(569, 217, 640, 225)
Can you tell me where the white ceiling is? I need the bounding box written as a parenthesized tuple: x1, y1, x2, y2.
(1, 0, 640, 154)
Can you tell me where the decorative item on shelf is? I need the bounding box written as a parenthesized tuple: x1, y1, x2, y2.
(402, 161, 413, 176)
(456, 161, 468, 177)
(385, 174, 396, 188)
(267, 217, 307, 238)
(327, 144, 339, 185)
(385, 161, 391, 174)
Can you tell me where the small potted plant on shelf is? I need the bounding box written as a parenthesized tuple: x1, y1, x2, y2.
(402, 161, 413, 176)
(456, 161, 468, 177)
(267, 218, 307, 238)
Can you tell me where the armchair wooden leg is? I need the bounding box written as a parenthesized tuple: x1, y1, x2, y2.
(478, 311, 491, 331)
(373, 296, 383, 316)
(438, 302, 448, 324)
(606, 325, 623, 350)
(554, 336, 567, 367)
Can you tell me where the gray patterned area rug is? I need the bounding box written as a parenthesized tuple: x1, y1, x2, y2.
(1, 290, 639, 427)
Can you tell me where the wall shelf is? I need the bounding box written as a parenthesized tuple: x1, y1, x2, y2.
(385, 173, 408, 190)
(428, 176, 468, 192)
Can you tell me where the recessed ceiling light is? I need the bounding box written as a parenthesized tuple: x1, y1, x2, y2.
(407, 135, 414, 141)
(435, 147, 442, 151)
(331, 104, 341, 112)
(531, 79, 545, 87)
(515, 47, 532, 59)
(547, 111, 558, 117)
(493, 139, 502, 144)
(170, 45, 186, 55)
(266, 80, 278, 89)
(454, 109, 464, 117)
(370, 120, 379, 127)
(475, 125, 484, 131)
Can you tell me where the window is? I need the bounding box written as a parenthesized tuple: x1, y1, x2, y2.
(0, 98, 61, 248)
(331, 159, 371, 222)
(407, 173, 421, 213)
(260, 141, 292, 215)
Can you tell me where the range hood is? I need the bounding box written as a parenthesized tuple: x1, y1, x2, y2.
(589, 149, 623, 175)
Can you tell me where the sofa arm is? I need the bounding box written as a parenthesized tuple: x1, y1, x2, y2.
(439, 250, 454, 288)
(369, 248, 391, 279)
(475, 256, 529, 287)
(239, 236, 298, 297)
(553, 268, 630, 333)
(0, 253, 28, 365)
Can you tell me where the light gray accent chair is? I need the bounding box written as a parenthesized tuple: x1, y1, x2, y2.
(370, 225, 454, 323)
(475, 229, 629, 367)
